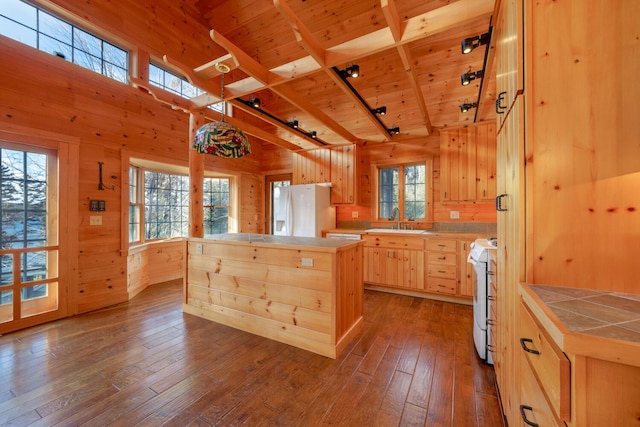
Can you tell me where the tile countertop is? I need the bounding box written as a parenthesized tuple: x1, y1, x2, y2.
(520, 284, 640, 367)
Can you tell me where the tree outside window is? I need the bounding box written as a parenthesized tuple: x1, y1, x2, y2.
(378, 163, 427, 221)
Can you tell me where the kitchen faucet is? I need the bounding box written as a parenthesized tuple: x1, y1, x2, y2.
(389, 206, 401, 229)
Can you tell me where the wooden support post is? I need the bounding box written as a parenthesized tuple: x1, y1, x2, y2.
(189, 111, 205, 238)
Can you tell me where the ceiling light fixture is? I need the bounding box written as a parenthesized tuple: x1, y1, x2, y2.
(308, 131, 317, 138)
(461, 70, 484, 86)
(372, 106, 387, 116)
(339, 64, 360, 79)
(249, 97, 261, 108)
(192, 63, 251, 158)
(459, 102, 478, 113)
(461, 31, 491, 54)
(289, 120, 299, 129)
(387, 126, 400, 136)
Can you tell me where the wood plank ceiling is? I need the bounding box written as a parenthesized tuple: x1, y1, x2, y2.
(169, 0, 497, 150)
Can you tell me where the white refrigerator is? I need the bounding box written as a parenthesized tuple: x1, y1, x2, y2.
(272, 184, 336, 237)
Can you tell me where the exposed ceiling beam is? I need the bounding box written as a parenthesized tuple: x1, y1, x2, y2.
(382, 0, 433, 135)
(216, 112, 304, 152)
(275, 0, 390, 141)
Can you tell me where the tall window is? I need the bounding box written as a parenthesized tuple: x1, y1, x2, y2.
(378, 163, 428, 221)
(203, 178, 230, 235)
(0, 0, 128, 83)
(1, 146, 59, 326)
(144, 171, 190, 240)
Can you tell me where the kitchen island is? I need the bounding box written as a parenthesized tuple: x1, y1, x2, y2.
(184, 234, 364, 358)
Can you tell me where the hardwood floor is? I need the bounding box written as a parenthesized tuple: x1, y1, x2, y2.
(0, 280, 504, 426)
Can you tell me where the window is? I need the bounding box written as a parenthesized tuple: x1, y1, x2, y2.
(128, 161, 236, 243)
(377, 161, 430, 221)
(148, 64, 225, 114)
(144, 170, 190, 240)
(203, 178, 230, 235)
(0, 0, 128, 83)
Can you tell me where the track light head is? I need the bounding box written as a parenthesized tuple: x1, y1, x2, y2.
(387, 126, 400, 136)
(460, 70, 484, 86)
(308, 130, 317, 138)
(340, 64, 360, 79)
(459, 102, 478, 113)
(461, 31, 491, 54)
(372, 106, 387, 116)
(249, 97, 261, 108)
(289, 120, 298, 129)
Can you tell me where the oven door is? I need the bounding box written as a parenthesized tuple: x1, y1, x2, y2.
(471, 260, 488, 327)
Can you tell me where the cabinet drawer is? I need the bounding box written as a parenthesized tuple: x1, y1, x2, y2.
(427, 264, 456, 279)
(426, 239, 457, 252)
(427, 277, 457, 295)
(520, 302, 571, 422)
(520, 353, 563, 427)
(427, 251, 457, 266)
(364, 235, 423, 250)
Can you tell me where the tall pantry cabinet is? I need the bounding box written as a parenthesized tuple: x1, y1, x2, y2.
(494, 0, 640, 426)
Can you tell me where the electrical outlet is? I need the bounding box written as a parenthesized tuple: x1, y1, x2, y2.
(195, 243, 203, 254)
(301, 257, 314, 267)
(89, 215, 102, 225)
(450, 210, 460, 219)
(352, 211, 359, 218)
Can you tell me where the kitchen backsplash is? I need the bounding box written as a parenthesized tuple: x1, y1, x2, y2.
(337, 220, 497, 234)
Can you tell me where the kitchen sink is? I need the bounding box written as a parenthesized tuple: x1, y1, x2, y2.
(365, 228, 427, 234)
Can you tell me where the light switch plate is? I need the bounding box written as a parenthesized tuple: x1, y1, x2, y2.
(301, 257, 314, 267)
(450, 210, 460, 219)
(89, 215, 102, 225)
(352, 211, 359, 218)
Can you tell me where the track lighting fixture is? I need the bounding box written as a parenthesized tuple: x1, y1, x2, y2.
(308, 131, 317, 138)
(339, 64, 360, 79)
(249, 97, 261, 108)
(459, 102, 478, 113)
(288, 120, 298, 129)
(461, 70, 484, 86)
(387, 126, 400, 136)
(372, 106, 387, 116)
(461, 31, 491, 54)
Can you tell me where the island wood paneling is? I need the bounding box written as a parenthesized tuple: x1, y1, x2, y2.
(184, 238, 364, 358)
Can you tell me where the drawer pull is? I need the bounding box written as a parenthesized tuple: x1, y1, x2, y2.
(438, 270, 447, 274)
(519, 338, 540, 355)
(437, 256, 446, 260)
(519, 405, 539, 427)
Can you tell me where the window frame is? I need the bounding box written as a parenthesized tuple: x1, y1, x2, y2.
(371, 157, 434, 226)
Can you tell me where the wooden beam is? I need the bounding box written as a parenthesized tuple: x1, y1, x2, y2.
(129, 77, 193, 113)
(213, 112, 304, 152)
(228, 99, 326, 149)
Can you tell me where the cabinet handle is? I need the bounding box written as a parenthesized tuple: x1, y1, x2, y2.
(496, 91, 507, 114)
(438, 270, 447, 274)
(519, 405, 539, 427)
(496, 194, 508, 211)
(519, 338, 540, 355)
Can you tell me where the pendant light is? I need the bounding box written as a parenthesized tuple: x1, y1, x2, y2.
(192, 64, 251, 158)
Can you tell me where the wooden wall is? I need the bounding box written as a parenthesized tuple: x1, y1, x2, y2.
(0, 37, 264, 314)
(336, 136, 497, 225)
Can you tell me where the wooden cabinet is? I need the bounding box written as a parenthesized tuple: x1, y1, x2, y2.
(425, 238, 458, 295)
(439, 121, 496, 202)
(363, 235, 424, 291)
(330, 145, 358, 205)
(458, 239, 475, 297)
(519, 301, 570, 425)
(292, 145, 358, 205)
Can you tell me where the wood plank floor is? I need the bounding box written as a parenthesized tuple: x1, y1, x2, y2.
(0, 280, 504, 426)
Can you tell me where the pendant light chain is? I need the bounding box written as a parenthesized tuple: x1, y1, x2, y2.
(220, 71, 225, 122)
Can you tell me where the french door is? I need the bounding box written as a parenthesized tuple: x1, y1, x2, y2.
(0, 142, 66, 334)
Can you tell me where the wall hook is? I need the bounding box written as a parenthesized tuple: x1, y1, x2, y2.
(98, 162, 115, 191)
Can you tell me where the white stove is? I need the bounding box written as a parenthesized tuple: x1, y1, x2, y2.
(467, 238, 497, 364)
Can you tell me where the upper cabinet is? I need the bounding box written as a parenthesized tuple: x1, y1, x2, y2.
(292, 145, 359, 205)
(494, 0, 524, 129)
(440, 121, 497, 202)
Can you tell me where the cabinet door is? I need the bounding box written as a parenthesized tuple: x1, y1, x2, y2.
(330, 145, 358, 204)
(398, 249, 425, 291)
(495, 0, 524, 130)
(496, 96, 526, 423)
(292, 149, 331, 184)
(459, 240, 475, 297)
(475, 122, 497, 201)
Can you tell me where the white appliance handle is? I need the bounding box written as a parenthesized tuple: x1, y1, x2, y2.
(284, 188, 293, 236)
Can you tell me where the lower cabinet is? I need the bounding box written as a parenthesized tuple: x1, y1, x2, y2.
(363, 234, 480, 299)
